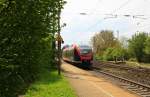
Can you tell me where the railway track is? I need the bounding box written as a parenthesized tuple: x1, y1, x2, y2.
(93, 61, 139, 70)
(92, 68, 150, 97)
(93, 61, 150, 86)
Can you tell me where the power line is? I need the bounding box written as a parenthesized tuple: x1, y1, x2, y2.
(85, 18, 105, 31)
(111, 0, 132, 13)
(84, 0, 150, 32)
(84, 0, 133, 32)
(137, 24, 150, 29)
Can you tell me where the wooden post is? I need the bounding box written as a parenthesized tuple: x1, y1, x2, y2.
(58, 40, 61, 75)
(57, 1, 61, 75)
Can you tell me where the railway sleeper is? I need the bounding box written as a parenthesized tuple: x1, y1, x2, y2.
(126, 87, 139, 89)
(140, 92, 150, 95)
(142, 95, 150, 97)
(94, 69, 150, 96)
(136, 89, 149, 93)
(131, 89, 149, 93)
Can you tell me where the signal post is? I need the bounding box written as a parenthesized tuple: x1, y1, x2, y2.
(55, 33, 64, 75)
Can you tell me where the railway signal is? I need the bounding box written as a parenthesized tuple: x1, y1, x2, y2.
(55, 34, 64, 43)
(55, 33, 64, 75)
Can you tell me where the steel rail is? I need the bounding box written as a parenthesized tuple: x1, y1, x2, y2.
(93, 68, 150, 97)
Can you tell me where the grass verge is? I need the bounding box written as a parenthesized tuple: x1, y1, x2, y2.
(107, 60, 150, 68)
(126, 61, 150, 68)
(24, 68, 77, 97)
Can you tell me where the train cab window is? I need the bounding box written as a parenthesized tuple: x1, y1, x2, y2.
(79, 45, 92, 55)
(80, 49, 92, 54)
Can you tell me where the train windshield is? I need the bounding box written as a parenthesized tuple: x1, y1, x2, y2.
(79, 45, 92, 54)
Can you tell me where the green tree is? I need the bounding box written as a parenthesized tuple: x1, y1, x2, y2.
(111, 47, 128, 62)
(91, 30, 119, 55)
(128, 32, 148, 62)
(103, 47, 128, 62)
(144, 36, 150, 54)
(0, 0, 65, 97)
(103, 47, 114, 61)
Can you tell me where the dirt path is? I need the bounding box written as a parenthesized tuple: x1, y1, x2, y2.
(61, 62, 140, 97)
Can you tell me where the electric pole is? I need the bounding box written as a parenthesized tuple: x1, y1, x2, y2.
(117, 30, 119, 40)
(56, 1, 66, 75)
(57, 0, 61, 75)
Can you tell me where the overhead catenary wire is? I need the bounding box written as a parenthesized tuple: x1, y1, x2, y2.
(106, 0, 150, 27)
(85, 0, 150, 33)
(85, 18, 105, 31)
(111, 0, 132, 13)
(81, 0, 150, 33)
(84, 0, 133, 32)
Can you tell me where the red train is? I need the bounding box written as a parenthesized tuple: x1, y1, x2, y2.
(62, 44, 93, 68)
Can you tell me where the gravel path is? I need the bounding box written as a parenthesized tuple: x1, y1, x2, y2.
(62, 62, 140, 97)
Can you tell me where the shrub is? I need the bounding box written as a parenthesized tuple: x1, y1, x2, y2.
(0, 0, 65, 97)
(128, 33, 148, 62)
(103, 48, 114, 61)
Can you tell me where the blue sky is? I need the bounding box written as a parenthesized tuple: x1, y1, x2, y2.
(61, 0, 150, 45)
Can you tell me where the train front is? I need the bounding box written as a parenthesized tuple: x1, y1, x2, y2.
(78, 45, 93, 67)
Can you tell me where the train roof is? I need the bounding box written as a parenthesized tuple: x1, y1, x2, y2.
(62, 44, 92, 49)
(78, 45, 91, 49)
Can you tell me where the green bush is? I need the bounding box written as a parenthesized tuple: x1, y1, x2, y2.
(103, 48, 114, 61)
(128, 58, 137, 62)
(94, 54, 103, 61)
(144, 36, 150, 55)
(0, 0, 65, 97)
(102, 47, 129, 61)
(128, 33, 148, 62)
